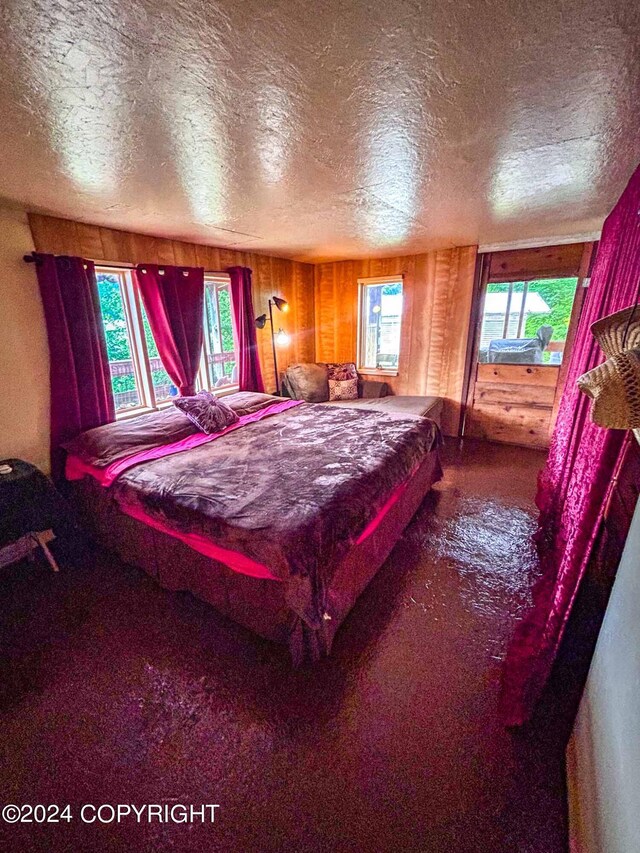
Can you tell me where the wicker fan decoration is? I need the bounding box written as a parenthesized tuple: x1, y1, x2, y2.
(577, 303, 640, 429)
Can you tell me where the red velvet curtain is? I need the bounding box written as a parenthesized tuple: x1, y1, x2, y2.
(228, 266, 265, 393)
(34, 254, 114, 480)
(500, 164, 640, 726)
(135, 264, 204, 396)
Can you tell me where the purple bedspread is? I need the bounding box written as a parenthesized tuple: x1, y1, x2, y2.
(67, 394, 441, 630)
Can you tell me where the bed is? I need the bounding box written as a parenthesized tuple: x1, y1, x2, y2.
(65, 392, 443, 662)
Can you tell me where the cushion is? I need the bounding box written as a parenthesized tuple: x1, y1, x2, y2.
(327, 362, 357, 382)
(173, 391, 239, 433)
(328, 378, 358, 401)
(285, 363, 330, 402)
(222, 392, 283, 417)
(359, 379, 388, 398)
(63, 408, 198, 468)
(323, 395, 443, 427)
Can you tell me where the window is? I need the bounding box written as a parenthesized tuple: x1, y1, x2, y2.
(201, 275, 238, 389)
(357, 277, 403, 372)
(96, 268, 147, 412)
(96, 266, 238, 417)
(97, 265, 180, 415)
(477, 277, 579, 366)
(140, 305, 176, 403)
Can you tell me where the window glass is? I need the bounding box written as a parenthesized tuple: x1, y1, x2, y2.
(139, 304, 177, 401)
(96, 271, 142, 410)
(203, 280, 237, 388)
(359, 280, 403, 370)
(478, 277, 578, 365)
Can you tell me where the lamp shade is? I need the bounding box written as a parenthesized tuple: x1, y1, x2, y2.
(255, 313, 267, 329)
(272, 296, 289, 313)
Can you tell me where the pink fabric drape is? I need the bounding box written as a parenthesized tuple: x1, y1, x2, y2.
(135, 264, 204, 396)
(227, 266, 265, 393)
(500, 164, 640, 726)
(35, 254, 114, 480)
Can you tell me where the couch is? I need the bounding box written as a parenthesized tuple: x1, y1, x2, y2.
(281, 362, 443, 427)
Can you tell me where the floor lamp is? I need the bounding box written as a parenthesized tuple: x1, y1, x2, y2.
(255, 296, 290, 394)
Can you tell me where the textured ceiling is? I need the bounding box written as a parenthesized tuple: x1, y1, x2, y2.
(0, 0, 639, 262)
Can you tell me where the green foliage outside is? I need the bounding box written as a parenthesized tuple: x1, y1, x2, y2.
(206, 285, 235, 378)
(97, 273, 172, 395)
(206, 286, 234, 350)
(486, 278, 578, 341)
(140, 309, 173, 393)
(97, 275, 238, 398)
(97, 274, 136, 394)
(523, 278, 577, 341)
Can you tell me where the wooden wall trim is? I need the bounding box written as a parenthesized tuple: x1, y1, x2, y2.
(28, 214, 315, 394)
(488, 242, 586, 283)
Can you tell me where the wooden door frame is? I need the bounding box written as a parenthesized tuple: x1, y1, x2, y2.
(460, 253, 490, 436)
(461, 241, 596, 443)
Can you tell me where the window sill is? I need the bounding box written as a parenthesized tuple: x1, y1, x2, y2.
(357, 368, 399, 378)
(213, 384, 240, 397)
(116, 406, 156, 421)
(114, 386, 240, 421)
(477, 363, 562, 370)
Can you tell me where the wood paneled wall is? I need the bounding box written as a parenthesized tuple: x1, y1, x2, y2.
(465, 363, 558, 448)
(28, 214, 315, 394)
(314, 246, 478, 435)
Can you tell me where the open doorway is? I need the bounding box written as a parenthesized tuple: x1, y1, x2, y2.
(464, 243, 595, 448)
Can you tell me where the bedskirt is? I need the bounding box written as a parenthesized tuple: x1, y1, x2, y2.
(71, 450, 442, 662)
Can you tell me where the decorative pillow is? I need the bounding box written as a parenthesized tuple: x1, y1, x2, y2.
(327, 362, 358, 382)
(328, 378, 358, 401)
(173, 391, 239, 434)
(285, 363, 330, 402)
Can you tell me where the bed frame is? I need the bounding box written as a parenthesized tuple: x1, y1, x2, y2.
(72, 450, 442, 662)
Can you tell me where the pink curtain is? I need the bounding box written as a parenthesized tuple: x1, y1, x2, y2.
(135, 264, 204, 396)
(228, 266, 265, 393)
(500, 163, 640, 726)
(34, 254, 114, 480)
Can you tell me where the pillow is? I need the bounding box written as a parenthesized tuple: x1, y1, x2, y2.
(285, 363, 330, 402)
(173, 391, 239, 434)
(327, 362, 357, 382)
(221, 392, 283, 417)
(63, 408, 198, 468)
(328, 378, 358, 401)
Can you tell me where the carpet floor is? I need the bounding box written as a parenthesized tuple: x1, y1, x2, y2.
(0, 438, 568, 853)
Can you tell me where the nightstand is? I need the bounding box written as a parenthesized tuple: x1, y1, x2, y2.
(0, 459, 68, 573)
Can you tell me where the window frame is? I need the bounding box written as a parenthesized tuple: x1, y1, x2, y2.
(96, 265, 240, 419)
(357, 275, 404, 376)
(199, 273, 239, 393)
(477, 276, 580, 367)
(96, 265, 158, 418)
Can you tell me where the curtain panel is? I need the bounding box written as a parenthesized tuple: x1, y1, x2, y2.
(227, 266, 265, 393)
(34, 253, 114, 480)
(500, 163, 640, 726)
(135, 264, 205, 397)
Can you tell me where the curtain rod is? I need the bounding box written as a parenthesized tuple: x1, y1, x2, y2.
(23, 253, 227, 275)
